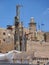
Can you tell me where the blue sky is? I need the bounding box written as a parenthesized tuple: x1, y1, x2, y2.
(0, 0, 49, 32)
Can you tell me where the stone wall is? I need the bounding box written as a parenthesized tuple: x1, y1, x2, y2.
(27, 40, 49, 58)
(27, 40, 49, 65)
(0, 28, 14, 53)
(45, 32, 49, 42)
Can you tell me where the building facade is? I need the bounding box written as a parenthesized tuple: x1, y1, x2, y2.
(0, 17, 45, 53)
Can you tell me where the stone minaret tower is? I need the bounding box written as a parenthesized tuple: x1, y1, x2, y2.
(29, 17, 36, 32)
(29, 17, 37, 41)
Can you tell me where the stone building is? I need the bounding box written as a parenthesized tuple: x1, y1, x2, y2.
(0, 17, 45, 53)
(0, 27, 14, 53)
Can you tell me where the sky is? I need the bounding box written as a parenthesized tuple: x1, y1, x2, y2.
(0, 0, 49, 32)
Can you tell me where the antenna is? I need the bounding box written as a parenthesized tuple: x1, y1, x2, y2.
(38, 23, 40, 30)
(41, 23, 44, 31)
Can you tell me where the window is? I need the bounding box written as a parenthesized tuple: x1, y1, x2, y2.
(3, 39, 5, 41)
(3, 32, 6, 35)
(0, 40, 1, 43)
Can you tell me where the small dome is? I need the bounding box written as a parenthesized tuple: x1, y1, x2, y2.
(30, 17, 34, 20)
(30, 17, 34, 23)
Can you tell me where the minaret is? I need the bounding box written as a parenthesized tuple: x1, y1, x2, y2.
(29, 17, 36, 33)
(29, 17, 37, 41)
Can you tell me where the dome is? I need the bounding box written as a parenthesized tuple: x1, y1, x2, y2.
(30, 17, 35, 23)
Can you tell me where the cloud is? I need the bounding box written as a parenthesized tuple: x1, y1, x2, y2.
(43, 8, 49, 15)
(47, 8, 49, 11)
